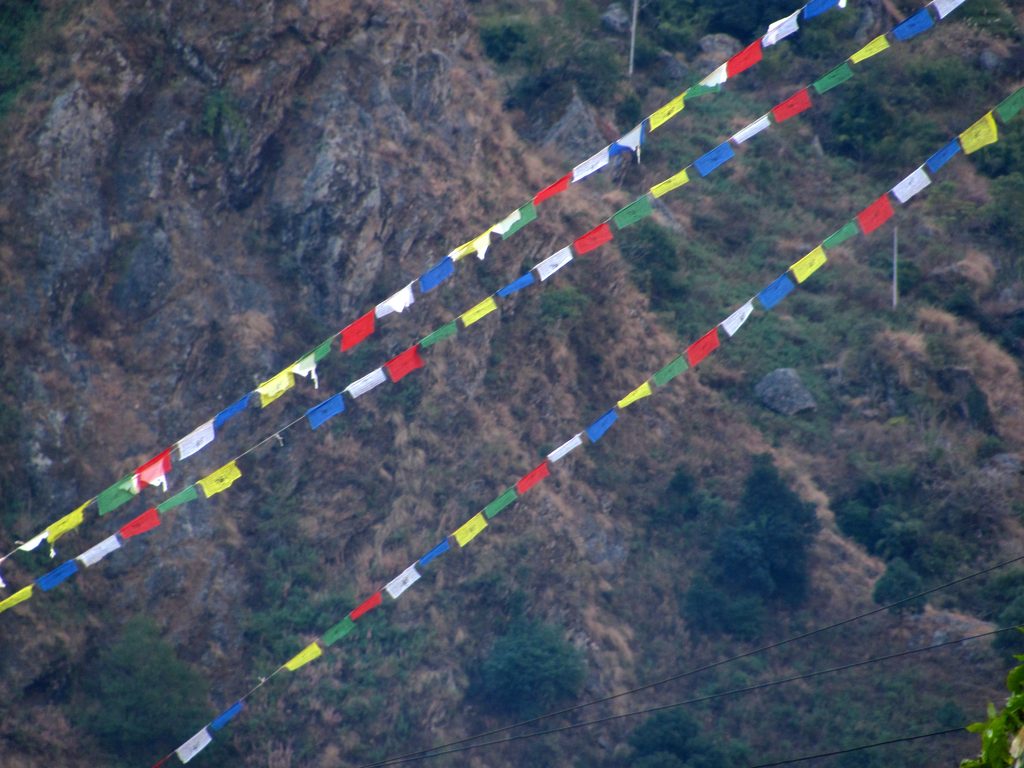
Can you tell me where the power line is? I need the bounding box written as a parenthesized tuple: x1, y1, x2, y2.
(358, 553, 1024, 767)
(358, 624, 1015, 766)
(748, 725, 966, 768)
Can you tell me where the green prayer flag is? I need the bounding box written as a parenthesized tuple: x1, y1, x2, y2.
(996, 88, 1024, 124)
(420, 320, 458, 348)
(684, 83, 720, 99)
(823, 221, 859, 249)
(157, 485, 199, 514)
(97, 475, 137, 516)
(652, 356, 689, 387)
(313, 337, 333, 362)
(484, 487, 518, 519)
(502, 203, 537, 239)
(612, 195, 654, 230)
(323, 616, 356, 646)
(813, 63, 854, 95)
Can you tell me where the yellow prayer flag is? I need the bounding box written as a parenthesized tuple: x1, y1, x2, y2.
(256, 369, 295, 408)
(849, 35, 890, 64)
(790, 246, 827, 284)
(46, 501, 89, 545)
(197, 460, 242, 498)
(451, 229, 493, 262)
(649, 94, 685, 132)
(650, 168, 689, 199)
(453, 512, 487, 548)
(617, 381, 653, 409)
(460, 296, 499, 328)
(960, 112, 998, 155)
(0, 585, 33, 614)
(284, 641, 323, 671)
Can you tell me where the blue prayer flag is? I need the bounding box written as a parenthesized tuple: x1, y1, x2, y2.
(758, 274, 796, 310)
(694, 142, 735, 178)
(497, 272, 536, 298)
(37, 560, 79, 592)
(419, 539, 450, 568)
(585, 409, 619, 444)
(892, 8, 934, 40)
(306, 394, 346, 430)
(211, 701, 244, 732)
(418, 257, 454, 294)
(803, 0, 839, 20)
(926, 139, 960, 174)
(214, 395, 252, 431)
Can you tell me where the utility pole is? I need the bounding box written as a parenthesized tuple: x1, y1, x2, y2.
(628, 0, 639, 77)
(892, 224, 899, 310)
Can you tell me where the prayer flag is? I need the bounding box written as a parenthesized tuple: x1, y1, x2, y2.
(813, 63, 854, 94)
(419, 539, 450, 568)
(547, 434, 583, 463)
(37, 559, 78, 591)
(213, 394, 251, 431)
(533, 173, 572, 205)
(758, 274, 796, 310)
(375, 283, 415, 318)
(892, 7, 934, 41)
(612, 196, 654, 230)
(694, 142, 735, 177)
(18, 531, 47, 552)
(136, 449, 172, 492)
(197, 461, 242, 498)
(926, 139, 961, 173)
(686, 327, 720, 367)
(175, 420, 215, 461)
(78, 535, 121, 567)
(720, 300, 755, 337)
(650, 168, 689, 198)
(585, 409, 618, 443)
(493, 209, 521, 237)
(306, 394, 346, 430)
(291, 353, 320, 389)
(313, 337, 333, 362)
(726, 40, 763, 78)
(610, 123, 644, 157)
(850, 35, 890, 63)
(256, 369, 295, 408)
(97, 475, 139, 516)
(649, 94, 685, 131)
(763, 10, 800, 46)
(996, 87, 1024, 123)
(284, 642, 323, 671)
(536, 247, 573, 281)
(790, 246, 827, 284)
(574, 222, 613, 255)
(323, 616, 356, 645)
(484, 487, 518, 518)
(772, 88, 812, 123)
(891, 167, 931, 204)
(454, 512, 487, 547)
(385, 564, 421, 599)
(157, 485, 198, 513)
(573, 147, 610, 182)
(617, 381, 653, 409)
(420, 320, 459, 347)
(0, 585, 32, 614)
(501, 203, 537, 239)
(46, 502, 87, 548)
(385, 345, 425, 383)
(857, 194, 895, 234)
(516, 460, 550, 495)
(732, 115, 771, 145)
(120, 508, 161, 540)
(210, 701, 244, 732)
(700, 63, 728, 88)
(496, 272, 536, 298)
(350, 591, 382, 621)
(176, 728, 212, 764)
(341, 310, 375, 351)
(652, 355, 688, 387)
(960, 112, 998, 154)
(803, 0, 839, 20)
(346, 368, 387, 399)
(685, 83, 720, 99)
(930, 0, 967, 18)
(823, 221, 859, 249)
(449, 229, 494, 262)
(460, 296, 499, 328)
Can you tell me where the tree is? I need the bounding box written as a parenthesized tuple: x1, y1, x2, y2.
(872, 557, 926, 618)
(629, 709, 735, 768)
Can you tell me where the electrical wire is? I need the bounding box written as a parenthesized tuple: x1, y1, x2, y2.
(747, 725, 967, 767)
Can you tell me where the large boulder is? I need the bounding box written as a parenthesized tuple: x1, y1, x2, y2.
(755, 368, 817, 416)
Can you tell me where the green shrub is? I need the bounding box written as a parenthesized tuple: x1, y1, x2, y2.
(0, 0, 42, 116)
(629, 708, 736, 768)
(872, 557, 926, 616)
(539, 285, 589, 322)
(479, 17, 533, 63)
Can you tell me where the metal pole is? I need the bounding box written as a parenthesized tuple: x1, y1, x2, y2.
(628, 0, 639, 77)
(892, 224, 899, 310)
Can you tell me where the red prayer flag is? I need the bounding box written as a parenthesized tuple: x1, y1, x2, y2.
(341, 310, 375, 351)
(573, 222, 613, 255)
(350, 591, 382, 621)
(771, 88, 812, 123)
(150, 757, 172, 768)
(516, 460, 550, 495)
(136, 448, 172, 488)
(726, 40, 763, 78)
(385, 345, 425, 383)
(856, 194, 895, 235)
(533, 173, 572, 206)
(686, 327, 720, 367)
(120, 508, 161, 539)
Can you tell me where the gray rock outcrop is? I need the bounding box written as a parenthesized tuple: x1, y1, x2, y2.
(755, 368, 817, 415)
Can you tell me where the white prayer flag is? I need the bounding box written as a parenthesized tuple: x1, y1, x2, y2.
(616, 124, 644, 153)
(930, 0, 966, 18)
(732, 115, 771, 145)
(700, 63, 727, 87)
(547, 434, 583, 463)
(720, 300, 755, 338)
(345, 368, 387, 399)
(176, 727, 213, 763)
(891, 167, 931, 204)
(385, 564, 421, 599)
(176, 420, 215, 461)
(375, 283, 415, 319)
(77, 535, 122, 567)
(763, 10, 800, 47)
(493, 209, 521, 237)
(573, 147, 610, 182)
(18, 531, 48, 553)
(535, 247, 573, 282)
(291, 353, 319, 389)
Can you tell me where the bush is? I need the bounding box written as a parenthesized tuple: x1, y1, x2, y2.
(0, 0, 42, 116)
(479, 17, 533, 64)
(873, 557, 926, 617)
(629, 709, 736, 768)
